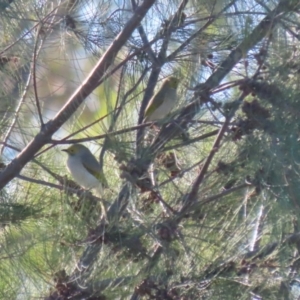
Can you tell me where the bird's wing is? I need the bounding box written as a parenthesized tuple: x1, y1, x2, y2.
(82, 157, 108, 188)
(144, 86, 167, 118)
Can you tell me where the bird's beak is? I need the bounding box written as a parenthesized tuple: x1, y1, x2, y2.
(62, 149, 69, 153)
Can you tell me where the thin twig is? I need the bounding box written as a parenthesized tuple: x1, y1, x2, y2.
(131, 0, 157, 64)
(0, 66, 32, 155)
(167, 0, 237, 63)
(179, 117, 231, 215)
(50, 123, 151, 145)
(136, 0, 189, 151)
(17, 174, 64, 190)
(32, 29, 45, 126)
(0, 0, 156, 190)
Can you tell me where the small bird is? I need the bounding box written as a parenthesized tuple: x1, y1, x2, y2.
(62, 144, 108, 194)
(143, 76, 179, 123)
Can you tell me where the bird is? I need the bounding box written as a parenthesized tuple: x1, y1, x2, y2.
(62, 144, 108, 194)
(143, 76, 179, 123)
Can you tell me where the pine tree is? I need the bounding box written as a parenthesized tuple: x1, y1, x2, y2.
(0, 0, 300, 299)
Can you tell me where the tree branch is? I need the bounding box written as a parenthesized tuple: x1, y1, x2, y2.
(135, 0, 289, 178)
(0, 0, 156, 190)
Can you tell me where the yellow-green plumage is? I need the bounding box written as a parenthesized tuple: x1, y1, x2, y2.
(62, 144, 108, 193)
(143, 76, 179, 122)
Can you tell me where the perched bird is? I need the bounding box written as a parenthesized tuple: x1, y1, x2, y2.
(143, 76, 179, 122)
(62, 144, 108, 194)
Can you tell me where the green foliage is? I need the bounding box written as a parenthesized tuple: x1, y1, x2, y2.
(1, 0, 300, 299)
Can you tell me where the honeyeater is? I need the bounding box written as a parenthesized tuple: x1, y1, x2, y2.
(143, 76, 179, 122)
